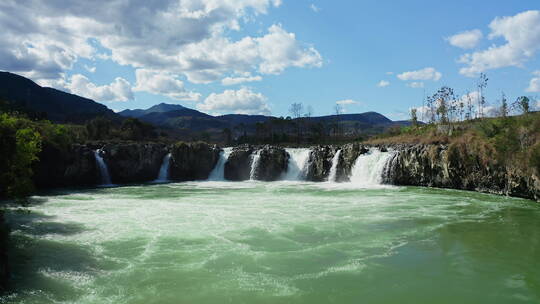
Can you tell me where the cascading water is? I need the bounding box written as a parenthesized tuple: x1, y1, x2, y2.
(283, 148, 311, 180)
(154, 153, 172, 182)
(94, 149, 112, 186)
(349, 149, 394, 186)
(208, 148, 233, 181)
(249, 150, 261, 180)
(327, 150, 341, 182)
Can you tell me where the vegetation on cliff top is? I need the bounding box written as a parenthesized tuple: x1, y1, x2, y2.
(368, 87, 540, 177)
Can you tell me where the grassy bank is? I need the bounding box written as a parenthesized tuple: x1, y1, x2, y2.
(366, 112, 540, 178)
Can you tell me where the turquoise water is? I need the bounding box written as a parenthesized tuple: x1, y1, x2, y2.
(3, 182, 540, 303)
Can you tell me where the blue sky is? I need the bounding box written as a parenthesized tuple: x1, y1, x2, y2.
(1, 0, 539, 120)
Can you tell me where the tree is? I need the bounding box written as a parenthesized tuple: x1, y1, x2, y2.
(289, 102, 304, 142)
(289, 102, 303, 119)
(85, 116, 112, 140)
(499, 92, 508, 118)
(222, 128, 232, 145)
(465, 90, 474, 121)
(410, 108, 418, 127)
(514, 96, 530, 114)
(333, 104, 343, 137)
(120, 118, 155, 140)
(477, 73, 488, 118)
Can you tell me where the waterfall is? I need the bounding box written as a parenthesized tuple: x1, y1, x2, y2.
(94, 149, 112, 186)
(349, 149, 394, 186)
(327, 150, 341, 182)
(154, 153, 172, 182)
(249, 150, 261, 180)
(283, 148, 311, 180)
(208, 148, 233, 181)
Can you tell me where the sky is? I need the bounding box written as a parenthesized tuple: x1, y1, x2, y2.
(1, 0, 539, 120)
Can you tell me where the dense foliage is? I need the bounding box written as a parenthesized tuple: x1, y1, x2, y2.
(0, 113, 86, 198)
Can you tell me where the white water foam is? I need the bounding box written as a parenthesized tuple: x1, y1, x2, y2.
(94, 149, 112, 186)
(154, 153, 172, 182)
(349, 149, 394, 187)
(327, 150, 341, 182)
(250, 150, 261, 180)
(208, 148, 233, 181)
(283, 148, 311, 181)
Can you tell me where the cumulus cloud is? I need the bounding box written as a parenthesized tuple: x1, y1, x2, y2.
(310, 4, 320, 13)
(222, 74, 263, 86)
(458, 10, 540, 77)
(197, 88, 271, 115)
(65, 74, 133, 102)
(407, 82, 424, 88)
(377, 80, 390, 87)
(526, 70, 540, 93)
(447, 29, 483, 49)
(397, 67, 442, 81)
(0, 0, 321, 95)
(133, 69, 200, 101)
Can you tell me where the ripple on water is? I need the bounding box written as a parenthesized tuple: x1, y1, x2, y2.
(2, 181, 540, 304)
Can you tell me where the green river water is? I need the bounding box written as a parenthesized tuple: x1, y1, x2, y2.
(2, 181, 540, 303)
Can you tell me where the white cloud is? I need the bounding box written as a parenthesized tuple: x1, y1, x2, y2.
(458, 10, 540, 77)
(197, 88, 271, 115)
(222, 74, 263, 86)
(397, 67, 442, 81)
(377, 80, 390, 87)
(336, 99, 359, 105)
(84, 65, 96, 73)
(133, 69, 200, 101)
(256, 24, 323, 75)
(0, 0, 321, 93)
(407, 82, 424, 88)
(447, 29, 483, 49)
(310, 4, 320, 13)
(65, 74, 133, 102)
(386, 72, 394, 75)
(526, 70, 540, 93)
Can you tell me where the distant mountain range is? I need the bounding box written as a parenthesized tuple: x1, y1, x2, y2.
(118, 103, 408, 133)
(0, 71, 411, 134)
(0, 71, 117, 123)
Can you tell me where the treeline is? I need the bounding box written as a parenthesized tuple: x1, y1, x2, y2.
(226, 103, 369, 145)
(411, 73, 536, 125)
(0, 110, 166, 198)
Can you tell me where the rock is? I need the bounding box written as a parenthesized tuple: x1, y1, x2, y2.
(102, 143, 168, 184)
(305, 146, 337, 181)
(335, 143, 366, 182)
(33, 144, 99, 188)
(252, 146, 289, 181)
(384, 143, 540, 201)
(170, 142, 220, 181)
(225, 145, 254, 181)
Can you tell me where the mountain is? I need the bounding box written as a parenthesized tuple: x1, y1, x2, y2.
(119, 103, 411, 136)
(0, 71, 117, 123)
(119, 103, 186, 118)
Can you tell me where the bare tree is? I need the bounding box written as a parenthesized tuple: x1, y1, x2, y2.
(289, 102, 303, 119)
(499, 92, 508, 118)
(465, 90, 474, 121)
(289, 102, 304, 142)
(333, 104, 343, 137)
(477, 73, 488, 118)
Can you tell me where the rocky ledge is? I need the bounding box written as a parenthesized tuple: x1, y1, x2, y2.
(384, 144, 540, 201)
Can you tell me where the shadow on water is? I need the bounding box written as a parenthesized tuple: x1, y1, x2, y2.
(1, 206, 100, 303)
